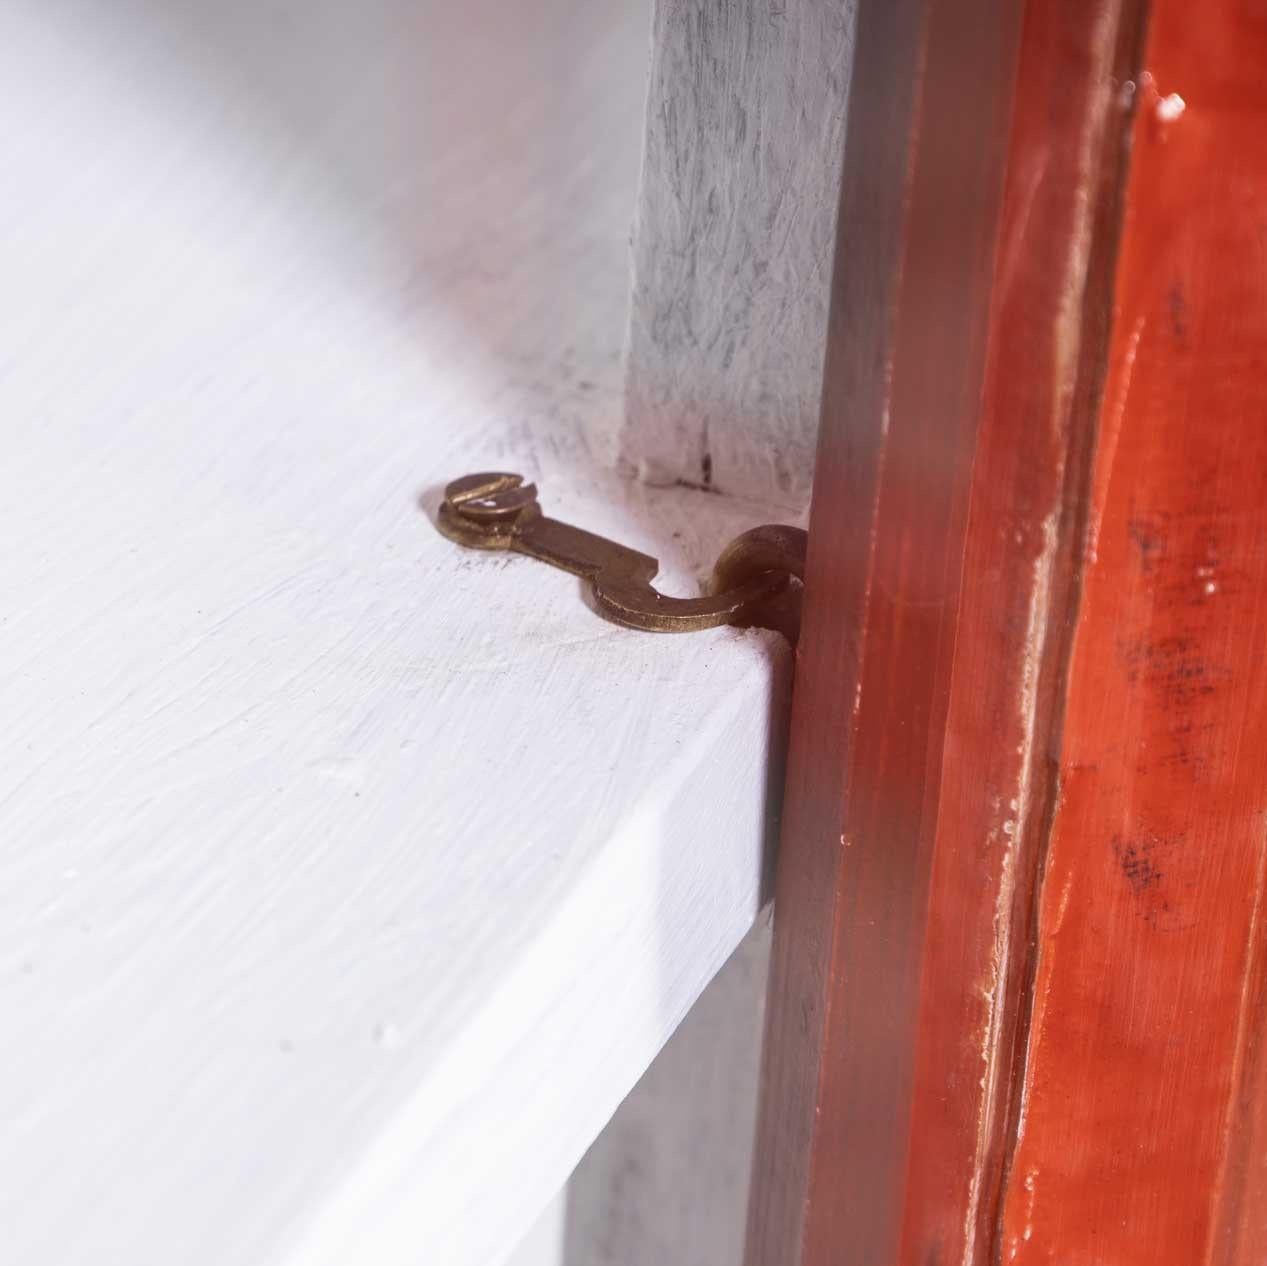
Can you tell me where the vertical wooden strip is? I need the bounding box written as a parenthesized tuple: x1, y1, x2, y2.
(999, 1, 1267, 1261)
(798, 1, 1028, 1254)
(746, 0, 1028, 1260)
(618, 0, 854, 505)
(746, 0, 1142, 1262)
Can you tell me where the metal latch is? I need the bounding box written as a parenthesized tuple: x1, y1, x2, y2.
(437, 473, 806, 641)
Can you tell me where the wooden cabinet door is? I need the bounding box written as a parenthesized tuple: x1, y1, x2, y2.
(746, 0, 1267, 1263)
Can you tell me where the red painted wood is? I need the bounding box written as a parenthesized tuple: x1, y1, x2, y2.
(998, 2, 1267, 1262)
(744, 1, 1141, 1263)
(898, 3, 1140, 1260)
(744, 0, 1024, 1256)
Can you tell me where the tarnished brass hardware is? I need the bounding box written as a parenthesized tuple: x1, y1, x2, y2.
(437, 472, 806, 640)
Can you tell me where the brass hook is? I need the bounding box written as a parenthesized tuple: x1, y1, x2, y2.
(437, 473, 806, 641)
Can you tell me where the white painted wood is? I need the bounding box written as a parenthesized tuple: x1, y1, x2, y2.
(503, 919, 769, 1266)
(0, 3, 792, 1265)
(502, 1192, 568, 1266)
(562, 915, 771, 1266)
(617, 0, 856, 508)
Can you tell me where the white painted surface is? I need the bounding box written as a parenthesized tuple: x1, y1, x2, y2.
(503, 919, 769, 1266)
(0, 3, 792, 1265)
(503, 1192, 568, 1266)
(562, 915, 771, 1266)
(618, 0, 856, 507)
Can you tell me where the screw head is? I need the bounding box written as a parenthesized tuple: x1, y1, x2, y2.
(444, 472, 540, 521)
(437, 472, 541, 549)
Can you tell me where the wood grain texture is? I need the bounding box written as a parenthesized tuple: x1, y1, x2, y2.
(998, 2, 1267, 1261)
(0, 3, 795, 1265)
(745, 0, 1141, 1262)
(618, 0, 855, 507)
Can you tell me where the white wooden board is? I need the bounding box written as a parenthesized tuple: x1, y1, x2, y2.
(618, 0, 855, 507)
(0, 2, 793, 1264)
(556, 915, 772, 1266)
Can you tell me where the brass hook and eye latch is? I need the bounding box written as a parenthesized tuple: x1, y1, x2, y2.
(437, 472, 807, 642)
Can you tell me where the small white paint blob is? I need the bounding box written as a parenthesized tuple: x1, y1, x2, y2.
(1156, 93, 1186, 123)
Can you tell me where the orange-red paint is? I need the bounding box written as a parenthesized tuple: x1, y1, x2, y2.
(748, 1, 1267, 1261)
(1000, 2, 1267, 1262)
